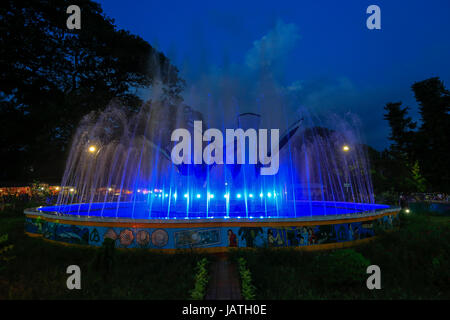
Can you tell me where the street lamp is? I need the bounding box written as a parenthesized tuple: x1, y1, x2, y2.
(88, 145, 97, 153)
(341, 144, 351, 201)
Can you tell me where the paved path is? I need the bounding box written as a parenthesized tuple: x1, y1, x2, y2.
(205, 253, 242, 300)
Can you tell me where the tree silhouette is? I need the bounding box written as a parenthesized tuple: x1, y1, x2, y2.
(412, 78, 450, 192)
(380, 77, 449, 193)
(0, 0, 184, 182)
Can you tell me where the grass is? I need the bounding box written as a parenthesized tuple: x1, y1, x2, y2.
(229, 210, 450, 299)
(1, 202, 448, 299)
(0, 202, 208, 299)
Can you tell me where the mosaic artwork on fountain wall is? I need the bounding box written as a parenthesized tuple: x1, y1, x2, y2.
(25, 213, 398, 249)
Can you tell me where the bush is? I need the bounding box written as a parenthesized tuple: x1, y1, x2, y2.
(237, 257, 256, 300)
(313, 249, 371, 288)
(190, 257, 209, 300)
(0, 234, 15, 272)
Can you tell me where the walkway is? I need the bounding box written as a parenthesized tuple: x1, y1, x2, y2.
(205, 253, 242, 300)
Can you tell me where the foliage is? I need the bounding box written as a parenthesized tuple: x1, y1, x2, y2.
(0, 0, 184, 182)
(0, 234, 15, 271)
(412, 78, 450, 192)
(0, 207, 204, 299)
(313, 249, 370, 288)
(190, 257, 209, 300)
(374, 189, 398, 205)
(383, 102, 416, 154)
(380, 77, 449, 193)
(237, 257, 256, 300)
(410, 161, 427, 192)
(229, 210, 449, 299)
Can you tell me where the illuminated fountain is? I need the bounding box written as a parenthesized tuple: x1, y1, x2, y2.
(24, 101, 399, 250)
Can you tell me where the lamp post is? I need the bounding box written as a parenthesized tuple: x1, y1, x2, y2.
(342, 144, 351, 201)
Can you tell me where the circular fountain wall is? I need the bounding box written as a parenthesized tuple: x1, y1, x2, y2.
(24, 200, 399, 252)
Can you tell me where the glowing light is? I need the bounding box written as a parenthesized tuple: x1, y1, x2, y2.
(173, 193, 177, 199)
(259, 193, 263, 198)
(55, 187, 60, 191)
(224, 194, 229, 199)
(237, 194, 241, 199)
(267, 192, 272, 198)
(342, 145, 350, 152)
(249, 194, 254, 198)
(88, 145, 96, 153)
(196, 194, 201, 199)
(108, 188, 112, 192)
(405, 209, 410, 213)
(69, 188, 75, 192)
(137, 189, 141, 193)
(184, 194, 188, 198)
(165, 194, 168, 197)
(208, 193, 214, 199)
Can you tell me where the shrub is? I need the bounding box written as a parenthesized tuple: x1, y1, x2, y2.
(0, 233, 15, 272)
(237, 257, 256, 300)
(313, 249, 371, 288)
(190, 257, 209, 300)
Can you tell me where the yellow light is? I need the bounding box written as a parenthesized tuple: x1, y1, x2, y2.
(342, 145, 350, 152)
(405, 209, 410, 214)
(69, 188, 75, 192)
(88, 145, 96, 153)
(55, 187, 60, 191)
(108, 188, 113, 192)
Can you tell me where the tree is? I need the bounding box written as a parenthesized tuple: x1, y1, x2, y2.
(381, 102, 420, 193)
(0, 0, 184, 182)
(381, 78, 449, 193)
(383, 102, 416, 155)
(410, 160, 427, 193)
(411, 78, 450, 192)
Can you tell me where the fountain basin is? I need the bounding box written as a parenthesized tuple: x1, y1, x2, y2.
(24, 202, 399, 252)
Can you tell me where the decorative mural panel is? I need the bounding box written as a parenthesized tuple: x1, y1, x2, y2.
(24, 212, 399, 251)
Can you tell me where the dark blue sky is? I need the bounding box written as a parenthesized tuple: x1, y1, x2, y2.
(97, 0, 450, 150)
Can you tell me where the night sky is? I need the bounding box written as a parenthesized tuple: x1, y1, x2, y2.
(97, 0, 450, 150)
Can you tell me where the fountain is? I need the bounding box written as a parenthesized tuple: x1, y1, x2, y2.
(24, 100, 399, 251)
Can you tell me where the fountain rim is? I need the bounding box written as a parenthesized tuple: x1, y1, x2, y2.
(24, 203, 399, 226)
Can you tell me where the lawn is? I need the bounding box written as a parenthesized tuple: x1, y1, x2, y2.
(0, 203, 207, 299)
(1, 203, 449, 300)
(230, 210, 450, 299)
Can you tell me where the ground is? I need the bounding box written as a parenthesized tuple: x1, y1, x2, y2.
(230, 211, 450, 299)
(1, 202, 449, 299)
(0, 202, 206, 299)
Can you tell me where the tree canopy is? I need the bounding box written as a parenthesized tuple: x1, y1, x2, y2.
(381, 77, 450, 193)
(0, 0, 184, 182)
